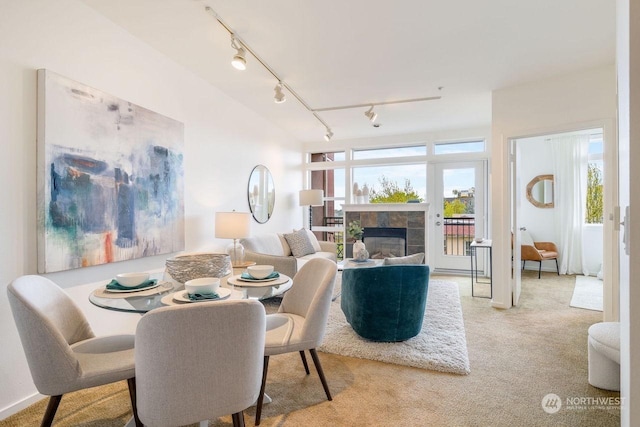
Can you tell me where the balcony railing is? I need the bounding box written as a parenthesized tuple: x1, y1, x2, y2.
(443, 217, 475, 256)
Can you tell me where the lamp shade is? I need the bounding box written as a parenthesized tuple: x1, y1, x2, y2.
(299, 189, 324, 206)
(215, 211, 251, 239)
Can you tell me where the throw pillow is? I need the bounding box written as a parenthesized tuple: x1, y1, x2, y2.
(283, 228, 316, 257)
(305, 229, 322, 252)
(383, 252, 425, 265)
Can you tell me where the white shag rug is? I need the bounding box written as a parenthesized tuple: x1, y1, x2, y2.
(319, 279, 471, 375)
(570, 275, 603, 311)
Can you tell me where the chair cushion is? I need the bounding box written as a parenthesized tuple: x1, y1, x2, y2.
(284, 229, 316, 257)
(383, 252, 425, 265)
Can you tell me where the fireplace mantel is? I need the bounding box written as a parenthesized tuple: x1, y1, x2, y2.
(343, 203, 429, 213)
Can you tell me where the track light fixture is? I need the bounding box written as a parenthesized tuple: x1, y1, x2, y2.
(324, 128, 334, 141)
(364, 105, 377, 123)
(274, 83, 286, 103)
(230, 36, 246, 70)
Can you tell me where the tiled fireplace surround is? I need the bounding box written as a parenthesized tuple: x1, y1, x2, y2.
(343, 203, 428, 259)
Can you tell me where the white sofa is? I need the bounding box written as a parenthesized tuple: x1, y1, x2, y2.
(240, 231, 337, 278)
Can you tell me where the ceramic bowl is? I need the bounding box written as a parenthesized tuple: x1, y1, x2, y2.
(185, 277, 220, 295)
(116, 272, 150, 288)
(247, 265, 274, 279)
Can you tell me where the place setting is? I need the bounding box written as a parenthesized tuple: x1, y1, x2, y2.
(161, 277, 235, 306)
(92, 273, 173, 299)
(230, 265, 288, 287)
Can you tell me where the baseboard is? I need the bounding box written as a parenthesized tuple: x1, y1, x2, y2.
(0, 392, 44, 421)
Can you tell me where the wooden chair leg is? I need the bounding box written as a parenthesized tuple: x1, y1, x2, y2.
(309, 349, 332, 401)
(41, 395, 62, 427)
(231, 411, 245, 427)
(255, 356, 270, 426)
(299, 350, 310, 375)
(127, 377, 142, 427)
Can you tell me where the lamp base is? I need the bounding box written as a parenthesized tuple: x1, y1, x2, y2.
(226, 241, 245, 266)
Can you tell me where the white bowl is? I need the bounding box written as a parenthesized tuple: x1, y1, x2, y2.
(247, 265, 274, 279)
(185, 277, 220, 295)
(116, 272, 150, 288)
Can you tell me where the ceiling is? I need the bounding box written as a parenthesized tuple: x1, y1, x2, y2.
(81, 0, 615, 143)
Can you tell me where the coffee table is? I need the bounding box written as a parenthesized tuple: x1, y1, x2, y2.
(338, 258, 384, 271)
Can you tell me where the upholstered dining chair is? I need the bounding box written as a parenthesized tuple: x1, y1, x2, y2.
(255, 257, 338, 425)
(520, 229, 560, 279)
(7, 275, 139, 427)
(135, 299, 266, 427)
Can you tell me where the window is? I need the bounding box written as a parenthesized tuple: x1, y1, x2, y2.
(353, 164, 426, 203)
(310, 151, 345, 162)
(434, 140, 484, 155)
(353, 145, 426, 160)
(586, 134, 604, 224)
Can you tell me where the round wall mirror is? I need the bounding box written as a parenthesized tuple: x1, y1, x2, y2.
(526, 174, 554, 208)
(248, 165, 275, 223)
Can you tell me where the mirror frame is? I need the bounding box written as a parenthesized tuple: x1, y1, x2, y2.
(247, 165, 275, 223)
(526, 174, 554, 208)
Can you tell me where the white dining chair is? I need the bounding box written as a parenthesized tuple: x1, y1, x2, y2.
(7, 275, 140, 426)
(135, 299, 266, 427)
(255, 257, 338, 425)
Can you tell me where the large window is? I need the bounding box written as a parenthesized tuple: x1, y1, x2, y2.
(353, 145, 426, 160)
(353, 164, 426, 203)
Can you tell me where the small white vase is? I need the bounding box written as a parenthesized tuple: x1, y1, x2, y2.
(353, 239, 368, 261)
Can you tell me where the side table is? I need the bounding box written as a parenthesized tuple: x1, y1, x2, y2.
(470, 239, 492, 298)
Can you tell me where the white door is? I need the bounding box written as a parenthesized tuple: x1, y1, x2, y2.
(510, 140, 522, 305)
(432, 161, 486, 271)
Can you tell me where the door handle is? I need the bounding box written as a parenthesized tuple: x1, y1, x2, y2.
(435, 221, 441, 226)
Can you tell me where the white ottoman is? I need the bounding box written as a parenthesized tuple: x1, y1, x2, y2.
(588, 322, 620, 391)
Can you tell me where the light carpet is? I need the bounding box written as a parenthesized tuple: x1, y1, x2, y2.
(570, 275, 603, 311)
(319, 279, 470, 375)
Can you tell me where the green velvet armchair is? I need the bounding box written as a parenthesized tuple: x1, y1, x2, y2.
(340, 264, 430, 342)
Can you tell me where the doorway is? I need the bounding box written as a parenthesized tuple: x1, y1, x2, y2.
(510, 127, 616, 316)
(432, 161, 487, 272)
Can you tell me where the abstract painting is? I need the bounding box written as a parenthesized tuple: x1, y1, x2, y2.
(37, 70, 185, 273)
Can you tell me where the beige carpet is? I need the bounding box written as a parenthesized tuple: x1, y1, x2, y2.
(320, 279, 470, 375)
(1, 270, 620, 427)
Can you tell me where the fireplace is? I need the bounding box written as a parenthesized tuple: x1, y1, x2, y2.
(363, 227, 407, 258)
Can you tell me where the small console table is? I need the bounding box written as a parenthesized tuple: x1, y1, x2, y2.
(470, 239, 492, 299)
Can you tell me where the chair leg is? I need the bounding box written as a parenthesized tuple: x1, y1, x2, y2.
(522, 260, 525, 270)
(555, 258, 559, 275)
(300, 350, 310, 375)
(255, 356, 270, 426)
(538, 261, 542, 279)
(41, 395, 62, 427)
(231, 411, 245, 427)
(309, 349, 332, 401)
(127, 377, 142, 427)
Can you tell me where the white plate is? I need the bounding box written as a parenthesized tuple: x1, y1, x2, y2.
(172, 288, 232, 303)
(104, 283, 161, 293)
(237, 275, 279, 283)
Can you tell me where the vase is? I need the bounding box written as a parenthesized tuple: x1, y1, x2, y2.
(353, 239, 369, 261)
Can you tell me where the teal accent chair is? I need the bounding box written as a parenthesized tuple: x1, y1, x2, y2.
(340, 264, 430, 342)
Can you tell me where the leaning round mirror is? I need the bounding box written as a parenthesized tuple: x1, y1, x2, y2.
(526, 174, 554, 208)
(248, 165, 275, 223)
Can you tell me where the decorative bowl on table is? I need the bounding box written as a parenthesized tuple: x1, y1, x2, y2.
(115, 272, 150, 288)
(185, 277, 220, 295)
(165, 253, 231, 283)
(246, 265, 274, 279)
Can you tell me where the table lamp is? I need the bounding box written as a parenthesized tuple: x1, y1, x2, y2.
(299, 189, 324, 230)
(215, 211, 251, 267)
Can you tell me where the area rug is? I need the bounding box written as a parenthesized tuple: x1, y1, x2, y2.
(570, 275, 603, 311)
(319, 279, 471, 375)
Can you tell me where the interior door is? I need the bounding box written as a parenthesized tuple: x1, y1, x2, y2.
(510, 139, 522, 305)
(432, 161, 486, 271)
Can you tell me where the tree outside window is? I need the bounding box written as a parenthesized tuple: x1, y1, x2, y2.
(586, 162, 603, 224)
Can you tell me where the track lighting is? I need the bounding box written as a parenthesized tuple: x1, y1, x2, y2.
(324, 128, 334, 141)
(274, 83, 286, 103)
(230, 36, 246, 70)
(364, 106, 377, 123)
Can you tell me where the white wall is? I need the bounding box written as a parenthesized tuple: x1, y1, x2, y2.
(491, 64, 617, 309)
(0, 0, 304, 416)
